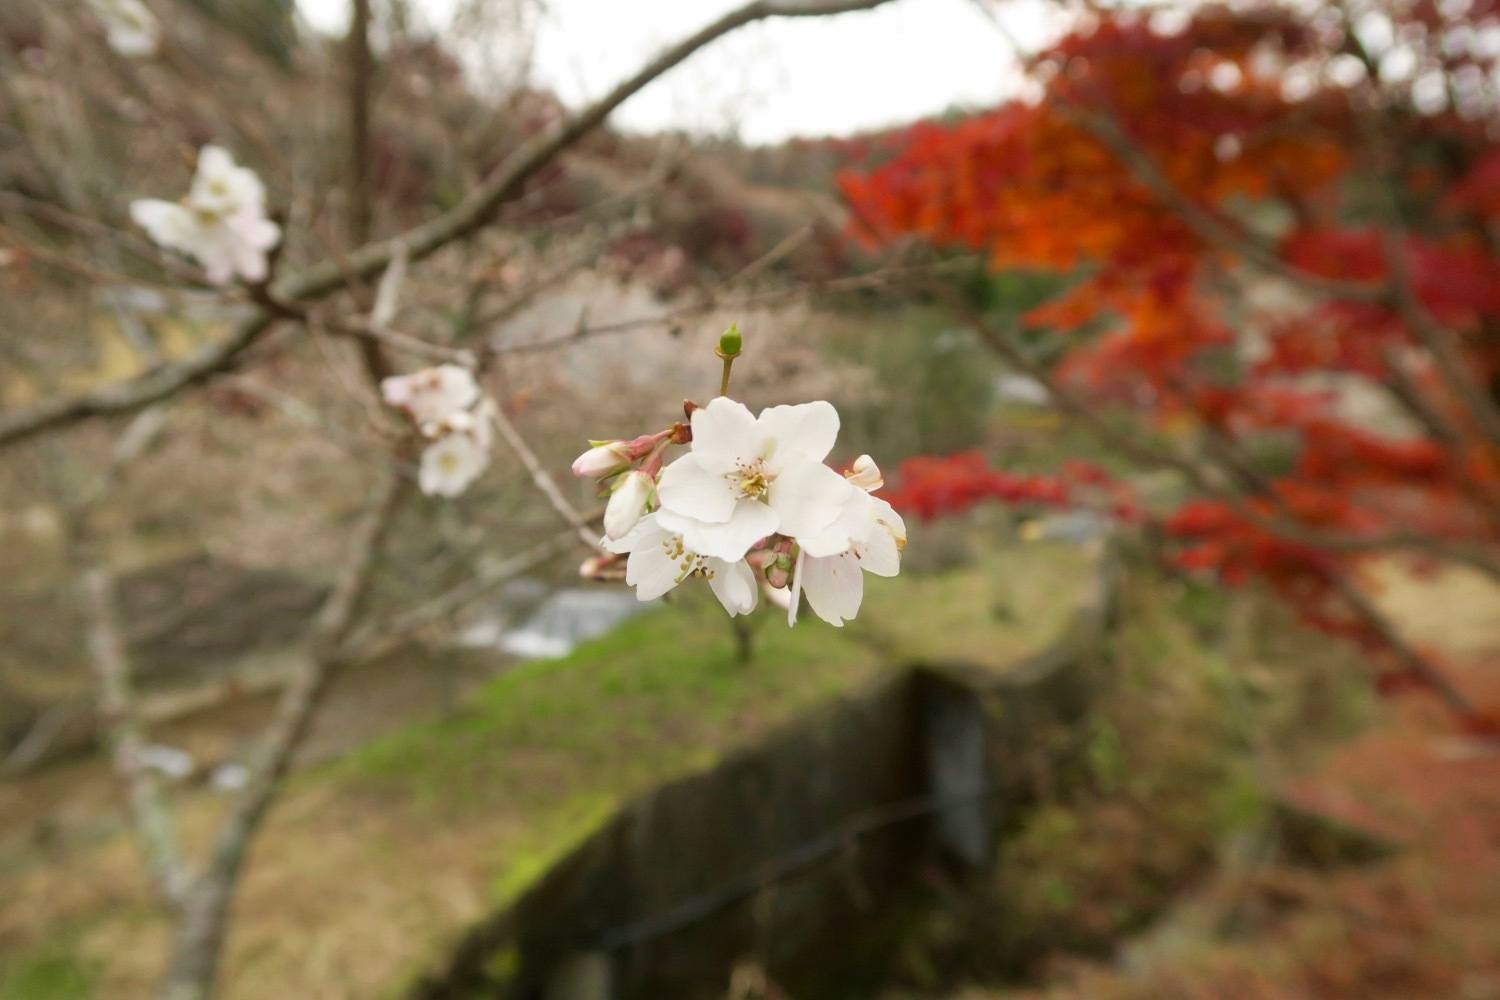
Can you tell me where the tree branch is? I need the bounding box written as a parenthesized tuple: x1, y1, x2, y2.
(340, 526, 587, 663)
(490, 405, 606, 552)
(82, 562, 191, 907)
(0, 0, 900, 451)
(158, 467, 404, 1000)
(954, 304, 1500, 585)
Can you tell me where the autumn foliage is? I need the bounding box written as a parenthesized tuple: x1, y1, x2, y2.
(845, 3, 1500, 707)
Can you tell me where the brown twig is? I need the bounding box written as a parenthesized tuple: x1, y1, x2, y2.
(340, 526, 589, 662)
(490, 404, 606, 552)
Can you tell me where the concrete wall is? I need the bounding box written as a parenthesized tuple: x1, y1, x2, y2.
(409, 550, 1118, 1000)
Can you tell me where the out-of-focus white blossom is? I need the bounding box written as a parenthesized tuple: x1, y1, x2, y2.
(130, 146, 279, 285)
(381, 365, 482, 431)
(382, 365, 495, 499)
(604, 470, 654, 541)
(418, 430, 491, 498)
(605, 514, 758, 616)
(188, 146, 268, 218)
(90, 0, 160, 57)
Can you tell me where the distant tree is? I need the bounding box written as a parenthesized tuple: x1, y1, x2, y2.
(845, 1, 1500, 722)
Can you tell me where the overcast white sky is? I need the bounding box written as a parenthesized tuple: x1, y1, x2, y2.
(296, 0, 1064, 143)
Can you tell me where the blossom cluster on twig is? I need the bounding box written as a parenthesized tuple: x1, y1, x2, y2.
(380, 364, 497, 497)
(576, 327, 906, 627)
(130, 146, 281, 286)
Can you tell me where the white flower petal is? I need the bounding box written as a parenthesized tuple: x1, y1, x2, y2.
(604, 471, 653, 541)
(767, 460, 853, 541)
(418, 432, 489, 497)
(689, 396, 761, 474)
(801, 551, 865, 627)
(198, 146, 235, 180)
(235, 214, 281, 252)
(798, 486, 880, 558)
(130, 200, 197, 252)
(198, 242, 237, 286)
(707, 558, 758, 616)
(191, 147, 266, 217)
(603, 514, 657, 555)
(232, 239, 269, 283)
(856, 528, 901, 577)
(787, 548, 805, 626)
(625, 542, 684, 602)
(657, 500, 777, 562)
(381, 365, 480, 426)
(757, 400, 839, 470)
(657, 454, 737, 524)
(869, 496, 907, 547)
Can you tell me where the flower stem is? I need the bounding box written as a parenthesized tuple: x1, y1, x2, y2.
(719, 355, 735, 397)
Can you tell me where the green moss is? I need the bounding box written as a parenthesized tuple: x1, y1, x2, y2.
(328, 541, 1090, 920)
(0, 938, 96, 1000)
(488, 792, 619, 905)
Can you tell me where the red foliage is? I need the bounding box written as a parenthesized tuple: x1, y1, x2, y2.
(842, 2, 1500, 700)
(884, 452, 1141, 523)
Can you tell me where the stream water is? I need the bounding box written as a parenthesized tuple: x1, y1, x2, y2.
(453, 579, 646, 659)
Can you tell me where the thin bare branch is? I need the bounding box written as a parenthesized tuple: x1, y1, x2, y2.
(159, 467, 404, 1000)
(954, 304, 1500, 584)
(490, 259, 964, 356)
(341, 526, 588, 662)
(0, 0, 898, 452)
(82, 563, 192, 907)
(1328, 570, 1474, 716)
(490, 405, 606, 552)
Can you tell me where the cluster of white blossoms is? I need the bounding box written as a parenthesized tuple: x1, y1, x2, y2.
(89, 0, 160, 57)
(576, 375, 905, 627)
(381, 365, 497, 498)
(131, 146, 281, 285)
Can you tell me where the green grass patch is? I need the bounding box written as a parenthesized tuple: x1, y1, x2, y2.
(0, 936, 96, 1000)
(331, 540, 1092, 908)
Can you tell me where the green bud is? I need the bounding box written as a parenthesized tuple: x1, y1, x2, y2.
(718, 323, 742, 358)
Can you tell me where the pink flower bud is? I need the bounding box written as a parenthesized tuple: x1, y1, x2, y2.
(571, 442, 629, 478)
(604, 470, 653, 540)
(579, 555, 612, 579)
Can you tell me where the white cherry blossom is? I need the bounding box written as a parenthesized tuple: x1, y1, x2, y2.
(188, 146, 269, 219)
(380, 365, 481, 430)
(418, 429, 491, 498)
(130, 147, 280, 285)
(654, 397, 852, 562)
(90, 0, 160, 57)
(604, 514, 758, 616)
(787, 477, 906, 628)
